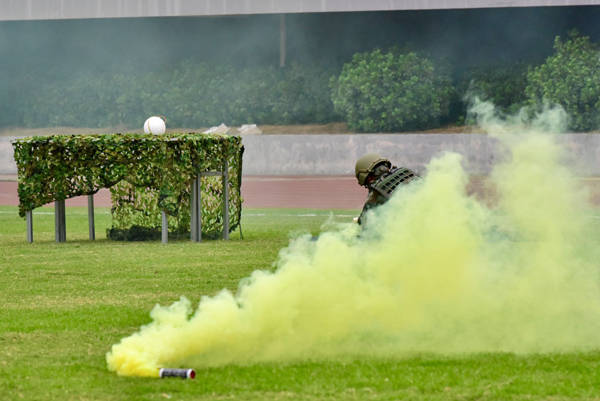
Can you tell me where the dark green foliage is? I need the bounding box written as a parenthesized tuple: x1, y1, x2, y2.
(330, 49, 454, 132)
(526, 32, 600, 131)
(12, 133, 243, 238)
(455, 63, 529, 116)
(106, 225, 167, 241)
(106, 225, 219, 241)
(16, 61, 338, 129)
(8, 34, 600, 132)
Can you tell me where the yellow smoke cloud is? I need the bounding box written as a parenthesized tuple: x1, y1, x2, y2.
(107, 100, 600, 377)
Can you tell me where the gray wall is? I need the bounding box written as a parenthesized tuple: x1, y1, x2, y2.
(2, 133, 600, 176)
(1, 0, 599, 21)
(241, 134, 600, 176)
(0, 138, 15, 175)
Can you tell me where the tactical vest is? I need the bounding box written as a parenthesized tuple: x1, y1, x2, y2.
(370, 167, 419, 200)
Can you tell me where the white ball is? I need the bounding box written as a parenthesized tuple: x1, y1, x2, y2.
(143, 116, 166, 134)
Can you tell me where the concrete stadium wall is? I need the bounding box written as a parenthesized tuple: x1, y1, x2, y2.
(1, 0, 598, 21)
(2, 133, 600, 176)
(0, 138, 16, 175)
(241, 133, 600, 176)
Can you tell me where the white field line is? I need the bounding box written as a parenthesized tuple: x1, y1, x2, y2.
(1, 210, 598, 219)
(0, 210, 356, 217)
(243, 213, 356, 217)
(0, 210, 110, 215)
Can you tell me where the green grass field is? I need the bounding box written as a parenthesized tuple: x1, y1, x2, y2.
(2, 205, 600, 400)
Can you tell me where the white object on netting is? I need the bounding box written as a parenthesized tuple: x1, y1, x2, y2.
(144, 116, 166, 134)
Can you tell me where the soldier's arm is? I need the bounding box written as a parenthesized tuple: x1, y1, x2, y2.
(357, 193, 378, 225)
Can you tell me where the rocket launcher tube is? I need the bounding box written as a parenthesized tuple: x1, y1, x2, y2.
(159, 368, 196, 379)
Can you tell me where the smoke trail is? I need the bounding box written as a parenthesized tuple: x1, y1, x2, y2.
(107, 100, 600, 377)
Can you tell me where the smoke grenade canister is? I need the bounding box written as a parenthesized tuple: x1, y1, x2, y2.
(159, 368, 196, 379)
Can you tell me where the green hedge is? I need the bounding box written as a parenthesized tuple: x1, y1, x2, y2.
(455, 63, 529, 116)
(7, 36, 600, 132)
(17, 62, 338, 129)
(330, 49, 454, 132)
(12, 133, 243, 239)
(526, 32, 600, 132)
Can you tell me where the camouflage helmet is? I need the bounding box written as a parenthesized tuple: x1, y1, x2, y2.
(355, 153, 391, 186)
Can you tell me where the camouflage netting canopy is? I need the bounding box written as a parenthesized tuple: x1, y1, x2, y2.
(12, 133, 244, 239)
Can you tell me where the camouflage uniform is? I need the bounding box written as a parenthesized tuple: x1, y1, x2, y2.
(355, 154, 419, 225)
(357, 167, 391, 225)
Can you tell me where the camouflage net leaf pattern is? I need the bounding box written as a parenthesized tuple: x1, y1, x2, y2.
(12, 133, 243, 238)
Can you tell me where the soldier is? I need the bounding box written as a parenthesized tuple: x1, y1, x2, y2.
(354, 153, 419, 225)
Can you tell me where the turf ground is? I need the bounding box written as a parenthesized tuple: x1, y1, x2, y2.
(2, 205, 600, 401)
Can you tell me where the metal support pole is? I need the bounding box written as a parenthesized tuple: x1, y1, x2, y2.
(198, 176, 202, 241)
(54, 201, 60, 242)
(26, 210, 33, 243)
(191, 175, 202, 242)
(191, 177, 197, 242)
(60, 200, 66, 242)
(54, 200, 66, 242)
(222, 159, 230, 240)
(279, 14, 286, 68)
(88, 195, 95, 240)
(161, 210, 168, 244)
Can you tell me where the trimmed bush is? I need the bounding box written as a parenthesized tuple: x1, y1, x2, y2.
(456, 63, 529, 116)
(330, 49, 454, 132)
(526, 32, 600, 132)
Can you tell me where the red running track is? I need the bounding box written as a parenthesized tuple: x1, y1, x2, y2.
(0, 176, 368, 210)
(2, 176, 599, 209)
